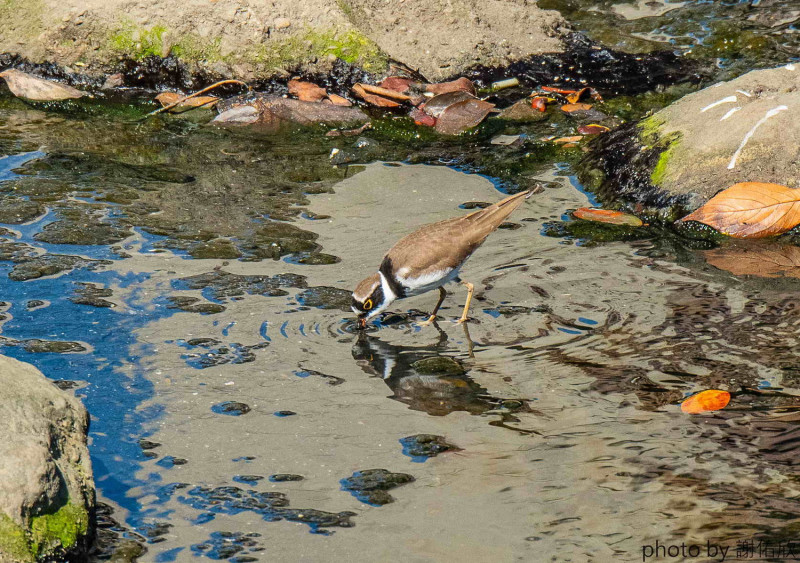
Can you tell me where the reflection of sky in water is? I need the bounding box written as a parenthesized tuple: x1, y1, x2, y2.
(0, 151, 178, 531)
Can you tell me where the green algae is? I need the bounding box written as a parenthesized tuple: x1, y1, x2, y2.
(30, 502, 89, 558)
(0, 503, 89, 562)
(0, 512, 33, 563)
(637, 115, 681, 187)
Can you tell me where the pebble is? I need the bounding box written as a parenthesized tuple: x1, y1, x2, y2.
(274, 18, 291, 29)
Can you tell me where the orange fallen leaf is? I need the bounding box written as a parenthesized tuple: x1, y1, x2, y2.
(541, 86, 580, 95)
(352, 84, 401, 108)
(553, 136, 583, 144)
(288, 79, 327, 102)
(155, 92, 219, 110)
(578, 124, 610, 135)
(409, 107, 436, 127)
(704, 242, 800, 278)
(566, 87, 603, 104)
(327, 94, 352, 107)
(434, 98, 495, 135)
(355, 83, 411, 102)
(679, 182, 800, 238)
(425, 77, 476, 96)
(573, 207, 643, 226)
(681, 390, 731, 414)
(561, 103, 593, 113)
(531, 97, 548, 112)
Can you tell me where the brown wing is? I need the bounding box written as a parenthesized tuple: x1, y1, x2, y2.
(384, 190, 531, 277)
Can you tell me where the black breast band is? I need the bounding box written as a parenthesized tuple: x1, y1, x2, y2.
(379, 257, 406, 298)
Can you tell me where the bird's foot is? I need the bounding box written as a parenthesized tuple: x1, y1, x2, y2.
(455, 316, 471, 325)
(417, 315, 437, 327)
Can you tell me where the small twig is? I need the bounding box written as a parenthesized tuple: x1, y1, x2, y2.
(144, 79, 250, 119)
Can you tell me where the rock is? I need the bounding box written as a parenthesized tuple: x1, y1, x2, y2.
(0, 354, 93, 562)
(340, 469, 415, 505)
(582, 64, 800, 216)
(274, 18, 291, 29)
(399, 434, 458, 460)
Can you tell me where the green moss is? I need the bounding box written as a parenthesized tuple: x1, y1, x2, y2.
(109, 22, 169, 59)
(650, 141, 678, 186)
(171, 36, 223, 63)
(637, 116, 681, 187)
(252, 28, 387, 72)
(30, 502, 89, 558)
(0, 513, 34, 563)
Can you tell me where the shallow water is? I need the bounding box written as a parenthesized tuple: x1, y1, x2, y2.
(3, 45, 800, 563)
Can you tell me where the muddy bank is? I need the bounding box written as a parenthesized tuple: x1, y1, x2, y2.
(0, 0, 568, 83)
(0, 355, 93, 563)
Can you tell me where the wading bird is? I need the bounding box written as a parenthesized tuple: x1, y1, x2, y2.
(351, 189, 532, 328)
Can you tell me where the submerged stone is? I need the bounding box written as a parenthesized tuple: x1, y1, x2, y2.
(8, 255, 112, 282)
(296, 286, 352, 310)
(33, 210, 131, 245)
(70, 282, 115, 308)
(174, 270, 307, 301)
(412, 356, 466, 376)
(340, 469, 415, 506)
(166, 296, 226, 315)
(269, 474, 304, 482)
(399, 434, 458, 461)
(211, 401, 251, 416)
(0, 197, 44, 224)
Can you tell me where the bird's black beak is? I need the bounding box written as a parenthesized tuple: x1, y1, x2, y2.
(357, 316, 367, 329)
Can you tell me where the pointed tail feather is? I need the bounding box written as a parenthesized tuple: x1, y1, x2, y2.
(467, 189, 532, 229)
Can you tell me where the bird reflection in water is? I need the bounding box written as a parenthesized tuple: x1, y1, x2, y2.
(351, 326, 540, 433)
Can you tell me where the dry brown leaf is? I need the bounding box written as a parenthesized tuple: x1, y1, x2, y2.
(434, 98, 494, 135)
(541, 86, 580, 95)
(425, 77, 476, 96)
(573, 208, 643, 226)
(680, 182, 800, 238)
(0, 69, 85, 101)
(409, 107, 436, 127)
(288, 79, 328, 102)
(155, 92, 219, 110)
(703, 242, 800, 278)
(213, 94, 367, 130)
(352, 84, 402, 107)
(681, 390, 731, 414)
(380, 76, 414, 93)
(354, 83, 410, 102)
(561, 103, 593, 113)
(421, 91, 475, 118)
(327, 94, 352, 106)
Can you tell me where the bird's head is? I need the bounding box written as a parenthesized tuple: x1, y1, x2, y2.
(351, 273, 394, 328)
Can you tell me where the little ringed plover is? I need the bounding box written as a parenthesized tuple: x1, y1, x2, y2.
(352, 189, 532, 328)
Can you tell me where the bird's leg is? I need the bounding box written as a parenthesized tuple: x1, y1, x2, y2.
(418, 286, 447, 327)
(456, 281, 474, 324)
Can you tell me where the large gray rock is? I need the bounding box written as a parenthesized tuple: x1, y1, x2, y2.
(0, 355, 94, 563)
(582, 64, 800, 214)
(0, 0, 569, 81)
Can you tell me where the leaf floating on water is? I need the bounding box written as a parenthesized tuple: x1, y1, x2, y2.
(213, 94, 368, 130)
(704, 242, 800, 278)
(434, 98, 495, 135)
(0, 69, 85, 101)
(561, 103, 594, 113)
(578, 124, 610, 135)
(155, 92, 219, 111)
(681, 390, 731, 414)
(541, 86, 581, 95)
(426, 77, 476, 96)
(573, 207, 643, 226)
(679, 182, 800, 238)
(552, 136, 583, 144)
(288, 79, 328, 102)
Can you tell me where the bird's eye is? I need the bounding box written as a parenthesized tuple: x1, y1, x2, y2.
(364, 299, 373, 310)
